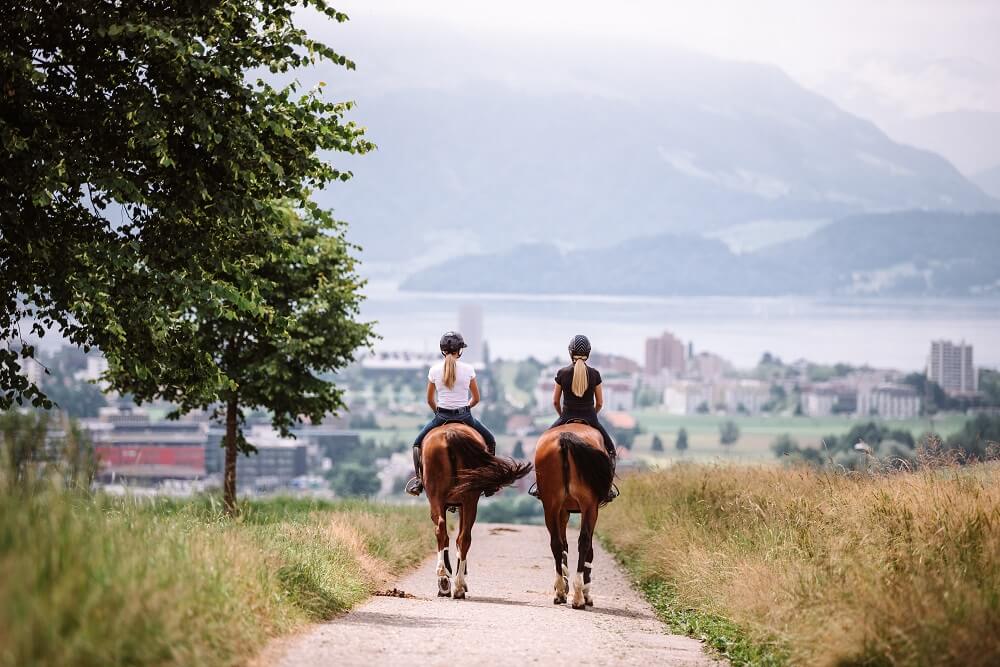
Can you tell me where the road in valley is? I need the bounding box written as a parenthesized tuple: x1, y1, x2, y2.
(269, 522, 720, 666)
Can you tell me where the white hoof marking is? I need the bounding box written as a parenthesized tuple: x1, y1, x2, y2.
(571, 573, 586, 609)
(454, 558, 468, 599)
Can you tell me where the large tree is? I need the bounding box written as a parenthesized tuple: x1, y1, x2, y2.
(110, 205, 374, 513)
(1, 1, 370, 409)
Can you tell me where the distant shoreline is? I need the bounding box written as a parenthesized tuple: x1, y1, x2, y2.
(358, 286, 1000, 369)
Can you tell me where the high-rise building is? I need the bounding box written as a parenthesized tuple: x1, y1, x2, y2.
(927, 340, 977, 396)
(458, 304, 484, 365)
(645, 330, 686, 376)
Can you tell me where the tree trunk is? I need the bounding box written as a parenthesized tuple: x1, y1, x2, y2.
(223, 393, 239, 516)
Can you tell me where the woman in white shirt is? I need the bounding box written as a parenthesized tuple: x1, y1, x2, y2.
(405, 331, 497, 496)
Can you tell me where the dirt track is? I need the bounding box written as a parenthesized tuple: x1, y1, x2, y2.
(270, 522, 719, 666)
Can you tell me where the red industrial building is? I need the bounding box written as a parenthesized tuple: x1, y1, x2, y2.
(87, 407, 209, 483)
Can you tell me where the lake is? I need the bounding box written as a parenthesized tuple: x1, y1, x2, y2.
(360, 282, 1000, 371)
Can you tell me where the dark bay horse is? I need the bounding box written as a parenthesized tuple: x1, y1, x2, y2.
(423, 422, 532, 598)
(533, 423, 614, 609)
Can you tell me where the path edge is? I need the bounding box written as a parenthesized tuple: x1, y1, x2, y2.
(596, 533, 787, 666)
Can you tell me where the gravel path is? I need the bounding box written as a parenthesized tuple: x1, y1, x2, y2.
(270, 522, 719, 666)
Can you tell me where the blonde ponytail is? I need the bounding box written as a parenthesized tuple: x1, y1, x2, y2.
(571, 356, 588, 397)
(442, 353, 458, 389)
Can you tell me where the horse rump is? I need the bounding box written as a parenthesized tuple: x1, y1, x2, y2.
(449, 430, 533, 496)
(559, 432, 614, 506)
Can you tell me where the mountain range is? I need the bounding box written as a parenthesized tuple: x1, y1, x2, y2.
(320, 45, 997, 265)
(401, 211, 1000, 298)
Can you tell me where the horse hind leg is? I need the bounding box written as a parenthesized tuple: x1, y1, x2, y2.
(559, 508, 570, 597)
(583, 542, 595, 606)
(453, 500, 477, 600)
(544, 506, 568, 604)
(431, 503, 452, 597)
(572, 506, 597, 610)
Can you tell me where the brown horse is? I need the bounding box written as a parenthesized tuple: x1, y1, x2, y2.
(423, 422, 532, 599)
(533, 423, 614, 609)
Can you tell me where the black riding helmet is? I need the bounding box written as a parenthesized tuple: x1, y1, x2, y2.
(439, 331, 468, 355)
(568, 334, 591, 358)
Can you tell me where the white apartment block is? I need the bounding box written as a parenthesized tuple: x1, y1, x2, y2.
(801, 390, 838, 417)
(856, 383, 921, 420)
(663, 381, 714, 415)
(721, 379, 770, 415)
(927, 340, 976, 396)
(601, 378, 636, 412)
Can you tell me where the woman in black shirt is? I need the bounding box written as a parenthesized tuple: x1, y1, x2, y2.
(550, 334, 617, 460)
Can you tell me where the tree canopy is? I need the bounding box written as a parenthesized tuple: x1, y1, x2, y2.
(719, 420, 740, 446)
(674, 428, 688, 452)
(2, 0, 371, 409)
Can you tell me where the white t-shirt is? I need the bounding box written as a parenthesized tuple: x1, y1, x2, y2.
(428, 360, 476, 409)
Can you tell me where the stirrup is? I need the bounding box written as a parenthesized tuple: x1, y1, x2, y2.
(528, 482, 540, 499)
(404, 477, 423, 496)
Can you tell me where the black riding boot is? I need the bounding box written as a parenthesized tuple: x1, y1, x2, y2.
(605, 456, 619, 502)
(405, 445, 423, 496)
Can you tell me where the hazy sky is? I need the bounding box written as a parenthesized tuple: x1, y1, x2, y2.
(314, 1, 1000, 175)
(333, 0, 1000, 117)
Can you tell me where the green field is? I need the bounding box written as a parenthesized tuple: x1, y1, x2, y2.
(627, 409, 968, 464)
(362, 408, 969, 465)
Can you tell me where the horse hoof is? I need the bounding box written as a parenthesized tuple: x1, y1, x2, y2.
(437, 576, 451, 597)
(572, 601, 587, 610)
(454, 590, 465, 600)
(585, 599, 594, 607)
(553, 596, 566, 605)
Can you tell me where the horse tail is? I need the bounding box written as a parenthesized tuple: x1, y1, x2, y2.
(559, 432, 614, 506)
(450, 430, 533, 497)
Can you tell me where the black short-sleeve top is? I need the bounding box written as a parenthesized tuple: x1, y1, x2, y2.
(555, 364, 602, 412)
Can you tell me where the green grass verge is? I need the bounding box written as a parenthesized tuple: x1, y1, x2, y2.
(638, 579, 787, 666)
(0, 492, 432, 667)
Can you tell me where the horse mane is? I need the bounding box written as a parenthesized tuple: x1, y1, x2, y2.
(448, 429, 533, 496)
(558, 431, 614, 506)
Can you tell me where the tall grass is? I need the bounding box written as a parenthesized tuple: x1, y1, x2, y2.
(0, 492, 431, 667)
(600, 462, 1000, 666)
